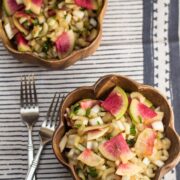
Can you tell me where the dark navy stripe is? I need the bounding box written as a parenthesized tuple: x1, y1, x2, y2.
(143, 0, 154, 85)
(168, 0, 180, 178)
(143, 0, 179, 177)
(169, 0, 180, 134)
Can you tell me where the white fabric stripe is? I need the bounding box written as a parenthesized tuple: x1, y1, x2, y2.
(153, 0, 171, 98)
(0, 0, 144, 179)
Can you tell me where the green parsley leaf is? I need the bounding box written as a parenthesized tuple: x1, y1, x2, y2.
(71, 103, 80, 115)
(104, 133, 112, 140)
(25, 10, 32, 14)
(23, 21, 29, 29)
(74, 124, 81, 129)
(88, 167, 98, 178)
(33, 19, 39, 26)
(130, 124, 136, 136)
(42, 38, 53, 53)
(138, 116, 143, 123)
(86, 108, 91, 117)
(126, 139, 135, 147)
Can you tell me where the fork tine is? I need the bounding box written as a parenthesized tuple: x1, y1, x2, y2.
(46, 93, 57, 125)
(29, 75, 33, 106)
(53, 94, 66, 126)
(59, 94, 66, 110)
(20, 76, 24, 108)
(33, 74, 37, 105)
(24, 76, 29, 108)
(50, 93, 61, 127)
(61, 94, 66, 101)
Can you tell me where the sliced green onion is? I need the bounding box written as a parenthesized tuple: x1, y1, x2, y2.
(130, 124, 136, 136)
(126, 139, 135, 147)
(88, 167, 98, 178)
(138, 116, 143, 123)
(86, 108, 91, 117)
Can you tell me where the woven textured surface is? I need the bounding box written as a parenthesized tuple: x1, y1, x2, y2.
(0, 0, 178, 179)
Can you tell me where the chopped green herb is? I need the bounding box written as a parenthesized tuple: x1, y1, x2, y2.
(23, 21, 29, 29)
(86, 108, 91, 117)
(25, 10, 32, 14)
(42, 38, 53, 53)
(71, 103, 80, 115)
(138, 116, 143, 123)
(74, 124, 81, 128)
(97, 121, 100, 125)
(88, 167, 98, 178)
(126, 139, 135, 147)
(105, 133, 112, 140)
(64, 14, 67, 19)
(130, 124, 136, 136)
(33, 19, 39, 26)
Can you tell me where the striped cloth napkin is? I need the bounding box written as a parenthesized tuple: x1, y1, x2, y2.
(0, 0, 179, 179)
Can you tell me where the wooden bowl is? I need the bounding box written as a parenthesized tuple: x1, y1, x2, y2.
(0, 1, 108, 70)
(53, 74, 180, 180)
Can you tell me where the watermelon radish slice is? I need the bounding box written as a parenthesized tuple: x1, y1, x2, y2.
(101, 86, 128, 119)
(87, 127, 109, 140)
(135, 128, 156, 157)
(130, 92, 153, 107)
(3, 0, 24, 16)
(16, 33, 31, 52)
(116, 163, 142, 176)
(77, 148, 104, 167)
(55, 30, 75, 58)
(24, 0, 43, 15)
(80, 99, 98, 109)
(99, 133, 134, 162)
(74, 0, 98, 10)
(129, 99, 157, 124)
(144, 111, 164, 125)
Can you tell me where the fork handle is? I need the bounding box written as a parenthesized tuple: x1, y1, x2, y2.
(26, 144, 44, 180)
(28, 129, 36, 180)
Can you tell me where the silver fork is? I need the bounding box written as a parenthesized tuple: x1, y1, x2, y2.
(20, 75, 39, 180)
(25, 93, 62, 180)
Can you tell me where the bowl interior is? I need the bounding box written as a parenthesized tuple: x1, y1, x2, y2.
(53, 75, 180, 180)
(0, 0, 108, 69)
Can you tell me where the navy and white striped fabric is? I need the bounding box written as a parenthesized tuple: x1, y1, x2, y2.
(0, 0, 179, 179)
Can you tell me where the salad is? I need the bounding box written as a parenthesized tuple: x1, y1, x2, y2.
(60, 86, 171, 180)
(2, 0, 103, 59)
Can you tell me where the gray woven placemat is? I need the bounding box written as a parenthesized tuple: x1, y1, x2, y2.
(0, 0, 176, 179)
